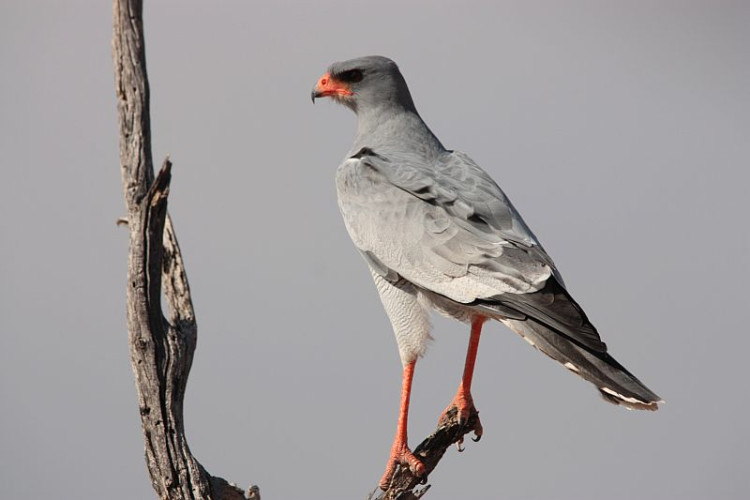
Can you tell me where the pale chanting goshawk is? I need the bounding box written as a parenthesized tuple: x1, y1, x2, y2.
(312, 55, 661, 490)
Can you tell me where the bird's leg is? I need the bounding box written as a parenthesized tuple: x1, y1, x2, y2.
(379, 359, 425, 490)
(439, 316, 485, 444)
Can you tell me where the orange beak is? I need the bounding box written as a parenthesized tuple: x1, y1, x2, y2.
(311, 73, 353, 102)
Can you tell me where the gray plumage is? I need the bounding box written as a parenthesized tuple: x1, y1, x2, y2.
(318, 55, 660, 410)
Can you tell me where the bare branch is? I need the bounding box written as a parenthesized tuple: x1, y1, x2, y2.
(369, 408, 480, 500)
(113, 1, 256, 498)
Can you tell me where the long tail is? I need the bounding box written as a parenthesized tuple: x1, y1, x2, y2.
(499, 316, 662, 410)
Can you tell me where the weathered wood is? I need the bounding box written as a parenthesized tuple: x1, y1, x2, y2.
(369, 407, 481, 500)
(113, 1, 256, 498)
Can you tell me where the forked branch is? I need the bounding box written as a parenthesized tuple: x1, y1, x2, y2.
(113, 1, 257, 498)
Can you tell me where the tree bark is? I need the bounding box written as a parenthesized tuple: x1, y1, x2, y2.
(113, 1, 257, 499)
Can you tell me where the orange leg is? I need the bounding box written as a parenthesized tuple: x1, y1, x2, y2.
(440, 316, 485, 442)
(379, 360, 426, 490)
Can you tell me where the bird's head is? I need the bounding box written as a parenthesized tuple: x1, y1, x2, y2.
(311, 55, 416, 115)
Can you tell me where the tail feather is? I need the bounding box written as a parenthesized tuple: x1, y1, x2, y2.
(499, 317, 661, 410)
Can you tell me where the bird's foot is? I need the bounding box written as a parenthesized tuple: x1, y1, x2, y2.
(438, 390, 483, 447)
(379, 440, 426, 490)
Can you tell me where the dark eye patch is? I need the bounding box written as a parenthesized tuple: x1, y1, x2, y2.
(337, 69, 364, 83)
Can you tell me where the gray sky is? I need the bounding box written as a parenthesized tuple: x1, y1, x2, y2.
(1, 1, 749, 499)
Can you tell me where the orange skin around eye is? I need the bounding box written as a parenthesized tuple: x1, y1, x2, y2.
(314, 73, 353, 98)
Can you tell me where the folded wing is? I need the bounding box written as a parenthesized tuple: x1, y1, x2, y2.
(336, 147, 659, 407)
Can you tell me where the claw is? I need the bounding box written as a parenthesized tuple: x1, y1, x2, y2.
(379, 443, 425, 490)
(419, 474, 429, 485)
(456, 438, 465, 452)
(472, 417, 483, 442)
(439, 397, 483, 441)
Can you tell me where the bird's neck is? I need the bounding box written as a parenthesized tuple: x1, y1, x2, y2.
(350, 106, 445, 157)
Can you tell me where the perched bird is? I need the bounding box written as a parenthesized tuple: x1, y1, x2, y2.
(312, 55, 660, 489)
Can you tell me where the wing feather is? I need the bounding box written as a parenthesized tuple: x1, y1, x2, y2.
(337, 149, 551, 300)
(336, 148, 606, 352)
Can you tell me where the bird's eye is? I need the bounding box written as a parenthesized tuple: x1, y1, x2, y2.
(338, 69, 364, 83)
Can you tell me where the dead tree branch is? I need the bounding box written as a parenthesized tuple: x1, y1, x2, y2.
(113, 1, 256, 498)
(369, 407, 481, 500)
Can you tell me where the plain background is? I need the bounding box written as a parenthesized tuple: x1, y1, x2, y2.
(1, 1, 748, 499)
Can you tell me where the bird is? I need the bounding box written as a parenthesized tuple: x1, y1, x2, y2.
(311, 55, 661, 490)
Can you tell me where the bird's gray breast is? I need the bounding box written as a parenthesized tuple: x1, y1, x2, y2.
(335, 156, 423, 268)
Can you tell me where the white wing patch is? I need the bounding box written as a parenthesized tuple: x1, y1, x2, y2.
(601, 387, 653, 406)
(563, 362, 580, 373)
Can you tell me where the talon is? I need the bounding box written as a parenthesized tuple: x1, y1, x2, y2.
(473, 418, 484, 441)
(439, 392, 483, 438)
(456, 438, 465, 452)
(379, 442, 425, 490)
(419, 474, 428, 485)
